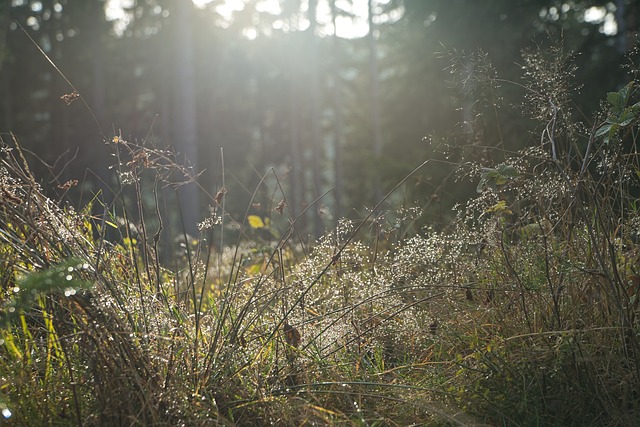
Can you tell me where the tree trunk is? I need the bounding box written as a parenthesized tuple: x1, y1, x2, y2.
(308, 0, 323, 237)
(330, 0, 344, 222)
(615, 0, 627, 54)
(87, 1, 111, 207)
(367, 0, 383, 205)
(288, 20, 305, 232)
(43, 0, 67, 174)
(172, 1, 199, 236)
(0, 0, 10, 73)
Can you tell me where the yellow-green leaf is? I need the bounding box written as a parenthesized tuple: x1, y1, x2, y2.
(248, 215, 265, 229)
(485, 200, 512, 215)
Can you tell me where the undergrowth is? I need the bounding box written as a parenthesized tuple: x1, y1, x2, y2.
(1, 43, 640, 426)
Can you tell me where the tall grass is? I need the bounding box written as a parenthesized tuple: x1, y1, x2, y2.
(1, 43, 640, 426)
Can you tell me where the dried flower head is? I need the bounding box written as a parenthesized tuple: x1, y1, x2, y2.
(60, 91, 80, 105)
(57, 179, 78, 191)
(127, 150, 151, 169)
(274, 199, 286, 214)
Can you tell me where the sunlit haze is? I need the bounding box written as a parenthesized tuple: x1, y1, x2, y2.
(105, 0, 375, 38)
(192, 0, 371, 38)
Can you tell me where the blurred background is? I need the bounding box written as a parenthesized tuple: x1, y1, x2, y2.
(0, 0, 637, 238)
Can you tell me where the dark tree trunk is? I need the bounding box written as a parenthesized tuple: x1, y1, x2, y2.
(368, 0, 383, 205)
(308, 0, 323, 237)
(0, 0, 10, 73)
(172, 1, 199, 236)
(330, 0, 344, 222)
(86, 1, 111, 206)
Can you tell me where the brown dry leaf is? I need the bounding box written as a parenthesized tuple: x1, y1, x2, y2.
(283, 322, 301, 348)
(214, 187, 226, 205)
(429, 320, 438, 335)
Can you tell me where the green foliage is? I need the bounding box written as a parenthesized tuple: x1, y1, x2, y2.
(596, 82, 640, 142)
(1, 258, 92, 326)
(476, 163, 520, 193)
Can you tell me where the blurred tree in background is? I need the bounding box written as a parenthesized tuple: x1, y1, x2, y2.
(0, 0, 637, 238)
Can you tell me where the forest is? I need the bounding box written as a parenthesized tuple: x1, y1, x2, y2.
(1, 0, 640, 425)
